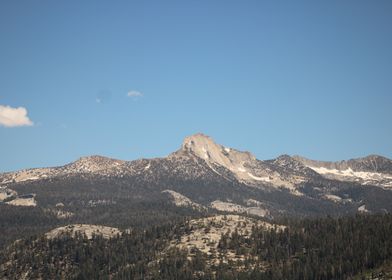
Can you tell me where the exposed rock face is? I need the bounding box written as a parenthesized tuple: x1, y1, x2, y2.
(62, 155, 125, 173)
(182, 134, 255, 171)
(172, 134, 308, 194)
(176, 133, 258, 182)
(5, 195, 37, 207)
(0, 187, 17, 201)
(269, 155, 321, 178)
(170, 215, 284, 265)
(210, 200, 269, 217)
(45, 224, 121, 240)
(162, 190, 206, 211)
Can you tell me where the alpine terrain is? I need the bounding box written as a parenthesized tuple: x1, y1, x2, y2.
(1, 133, 392, 279)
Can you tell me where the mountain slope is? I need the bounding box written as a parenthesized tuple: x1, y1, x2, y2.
(2, 134, 392, 216)
(1, 133, 392, 251)
(2, 214, 392, 280)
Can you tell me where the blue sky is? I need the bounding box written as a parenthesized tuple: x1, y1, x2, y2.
(0, 1, 391, 172)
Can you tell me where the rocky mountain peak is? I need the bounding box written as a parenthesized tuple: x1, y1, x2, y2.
(182, 133, 218, 155)
(275, 154, 294, 163)
(273, 155, 304, 169)
(350, 155, 392, 173)
(177, 133, 279, 184)
(66, 155, 125, 173)
(180, 133, 256, 166)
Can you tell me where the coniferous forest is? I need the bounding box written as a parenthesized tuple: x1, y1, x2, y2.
(1, 214, 392, 280)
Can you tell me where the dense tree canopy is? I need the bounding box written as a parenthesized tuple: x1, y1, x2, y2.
(1, 214, 392, 279)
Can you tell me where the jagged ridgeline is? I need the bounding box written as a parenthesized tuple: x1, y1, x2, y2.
(1, 134, 392, 278)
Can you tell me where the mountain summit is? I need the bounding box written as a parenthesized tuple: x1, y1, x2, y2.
(182, 133, 255, 162)
(179, 133, 263, 182)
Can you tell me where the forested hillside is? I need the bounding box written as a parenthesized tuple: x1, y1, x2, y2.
(1, 214, 391, 279)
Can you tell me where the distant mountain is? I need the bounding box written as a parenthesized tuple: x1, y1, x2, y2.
(1, 133, 392, 216)
(294, 155, 392, 188)
(1, 133, 392, 249)
(294, 154, 392, 173)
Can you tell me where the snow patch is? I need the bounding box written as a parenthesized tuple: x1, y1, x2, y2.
(247, 173, 270, 182)
(201, 147, 209, 159)
(309, 166, 392, 189)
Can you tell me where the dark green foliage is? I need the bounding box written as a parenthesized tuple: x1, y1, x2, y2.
(0, 205, 60, 249)
(0, 173, 208, 250)
(219, 214, 392, 280)
(1, 214, 392, 279)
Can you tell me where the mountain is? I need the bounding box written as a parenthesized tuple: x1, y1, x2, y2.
(294, 154, 392, 173)
(2, 133, 392, 215)
(294, 155, 392, 188)
(1, 133, 392, 278)
(1, 133, 392, 247)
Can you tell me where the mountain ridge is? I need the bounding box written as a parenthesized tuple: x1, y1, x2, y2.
(293, 154, 392, 173)
(1, 133, 391, 178)
(2, 133, 391, 191)
(1, 133, 392, 222)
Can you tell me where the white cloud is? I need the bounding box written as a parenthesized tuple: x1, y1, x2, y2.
(0, 105, 34, 127)
(127, 90, 143, 98)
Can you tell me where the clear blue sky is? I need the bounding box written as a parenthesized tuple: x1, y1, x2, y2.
(1, 0, 391, 172)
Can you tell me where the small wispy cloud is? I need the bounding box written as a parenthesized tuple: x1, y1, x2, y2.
(95, 90, 112, 104)
(127, 90, 143, 98)
(0, 104, 34, 127)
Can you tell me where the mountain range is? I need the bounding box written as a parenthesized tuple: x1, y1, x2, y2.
(1, 133, 392, 221)
(2, 133, 392, 278)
